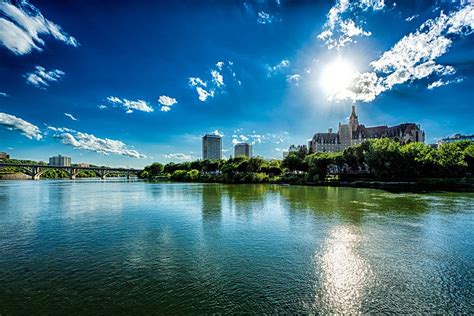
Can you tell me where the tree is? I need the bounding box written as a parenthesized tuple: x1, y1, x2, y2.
(282, 152, 306, 173)
(365, 138, 403, 179)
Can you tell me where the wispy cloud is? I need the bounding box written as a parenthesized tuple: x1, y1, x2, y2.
(328, 5, 474, 102)
(231, 130, 289, 146)
(0, 92, 7, 97)
(427, 77, 463, 90)
(158, 95, 178, 112)
(0, 112, 42, 140)
(162, 153, 193, 161)
(318, 0, 385, 50)
(189, 77, 214, 102)
(106, 96, 153, 113)
(257, 11, 277, 24)
(24, 66, 65, 89)
(48, 126, 146, 158)
(189, 61, 238, 102)
(64, 113, 77, 121)
(267, 59, 290, 77)
(405, 14, 419, 22)
(286, 74, 301, 85)
(0, 0, 78, 55)
(210, 129, 224, 137)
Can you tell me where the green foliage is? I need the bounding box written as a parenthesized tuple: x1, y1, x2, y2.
(139, 139, 473, 184)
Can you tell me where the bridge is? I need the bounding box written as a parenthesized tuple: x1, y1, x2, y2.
(0, 163, 143, 180)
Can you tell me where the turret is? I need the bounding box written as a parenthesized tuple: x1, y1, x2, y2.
(349, 105, 359, 132)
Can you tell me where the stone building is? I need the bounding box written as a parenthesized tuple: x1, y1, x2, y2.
(309, 106, 425, 153)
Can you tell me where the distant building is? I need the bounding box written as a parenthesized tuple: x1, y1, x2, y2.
(0, 152, 9, 159)
(309, 106, 425, 153)
(234, 143, 252, 158)
(282, 151, 289, 159)
(202, 134, 222, 160)
(49, 155, 71, 166)
(76, 163, 90, 168)
(437, 134, 474, 147)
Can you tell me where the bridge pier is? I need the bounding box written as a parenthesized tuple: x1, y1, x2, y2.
(32, 166, 44, 180)
(69, 168, 79, 180)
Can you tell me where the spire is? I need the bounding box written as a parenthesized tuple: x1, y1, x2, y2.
(349, 105, 359, 132)
(350, 105, 358, 120)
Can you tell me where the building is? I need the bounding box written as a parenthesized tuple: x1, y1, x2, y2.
(76, 163, 90, 168)
(309, 106, 425, 153)
(234, 143, 252, 158)
(202, 134, 222, 160)
(0, 152, 9, 160)
(437, 134, 474, 147)
(49, 155, 71, 166)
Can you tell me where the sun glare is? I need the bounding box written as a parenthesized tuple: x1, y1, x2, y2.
(320, 58, 357, 96)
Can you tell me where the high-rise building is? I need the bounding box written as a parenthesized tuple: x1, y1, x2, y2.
(49, 155, 71, 166)
(234, 143, 252, 158)
(0, 152, 9, 160)
(309, 106, 425, 153)
(202, 134, 222, 160)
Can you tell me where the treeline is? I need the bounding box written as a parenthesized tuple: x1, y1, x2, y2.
(140, 138, 474, 183)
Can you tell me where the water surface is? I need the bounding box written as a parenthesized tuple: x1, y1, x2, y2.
(0, 180, 473, 313)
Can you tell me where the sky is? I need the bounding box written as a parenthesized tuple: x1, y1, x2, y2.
(0, 0, 473, 168)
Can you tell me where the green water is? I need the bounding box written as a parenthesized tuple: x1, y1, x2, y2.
(0, 180, 473, 313)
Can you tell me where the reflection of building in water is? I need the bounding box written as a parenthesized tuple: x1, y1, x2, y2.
(201, 184, 223, 221)
(314, 226, 373, 314)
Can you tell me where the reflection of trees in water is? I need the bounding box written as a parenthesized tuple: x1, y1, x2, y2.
(223, 184, 271, 219)
(279, 186, 433, 223)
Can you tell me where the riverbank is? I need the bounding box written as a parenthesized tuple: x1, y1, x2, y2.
(145, 176, 474, 193)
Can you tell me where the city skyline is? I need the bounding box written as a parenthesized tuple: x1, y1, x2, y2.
(1, 0, 473, 168)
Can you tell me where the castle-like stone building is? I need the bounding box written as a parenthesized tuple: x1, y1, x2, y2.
(309, 106, 425, 153)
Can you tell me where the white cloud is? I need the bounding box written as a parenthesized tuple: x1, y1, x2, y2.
(189, 61, 239, 101)
(189, 77, 215, 102)
(158, 95, 177, 112)
(0, 92, 7, 97)
(24, 66, 65, 89)
(64, 113, 77, 121)
(405, 14, 419, 22)
(216, 61, 224, 70)
(0, 0, 78, 55)
(106, 96, 153, 113)
(427, 77, 463, 89)
(0, 112, 42, 140)
(286, 73, 301, 85)
(163, 153, 193, 161)
(211, 69, 224, 87)
(318, 0, 384, 50)
(97, 104, 107, 110)
(196, 86, 215, 102)
(49, 127, 146, 158)
(211, 129, 224, 137)
(257, 11, 277, 24)
(267, 59, 290, 76)
(329, 5, 474, 102)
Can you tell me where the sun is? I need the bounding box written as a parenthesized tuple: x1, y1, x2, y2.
(320, 58, 357, 96)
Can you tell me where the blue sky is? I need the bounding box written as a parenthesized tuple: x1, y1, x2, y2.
(0, 0, 473, 168)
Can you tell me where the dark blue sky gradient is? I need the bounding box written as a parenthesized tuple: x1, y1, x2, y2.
(0, 0, 472, 167)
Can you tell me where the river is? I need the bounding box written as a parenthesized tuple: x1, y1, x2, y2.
(0, 179, 473, 313)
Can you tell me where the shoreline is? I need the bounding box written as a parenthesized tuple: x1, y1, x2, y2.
(2, 173, 473, 193)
